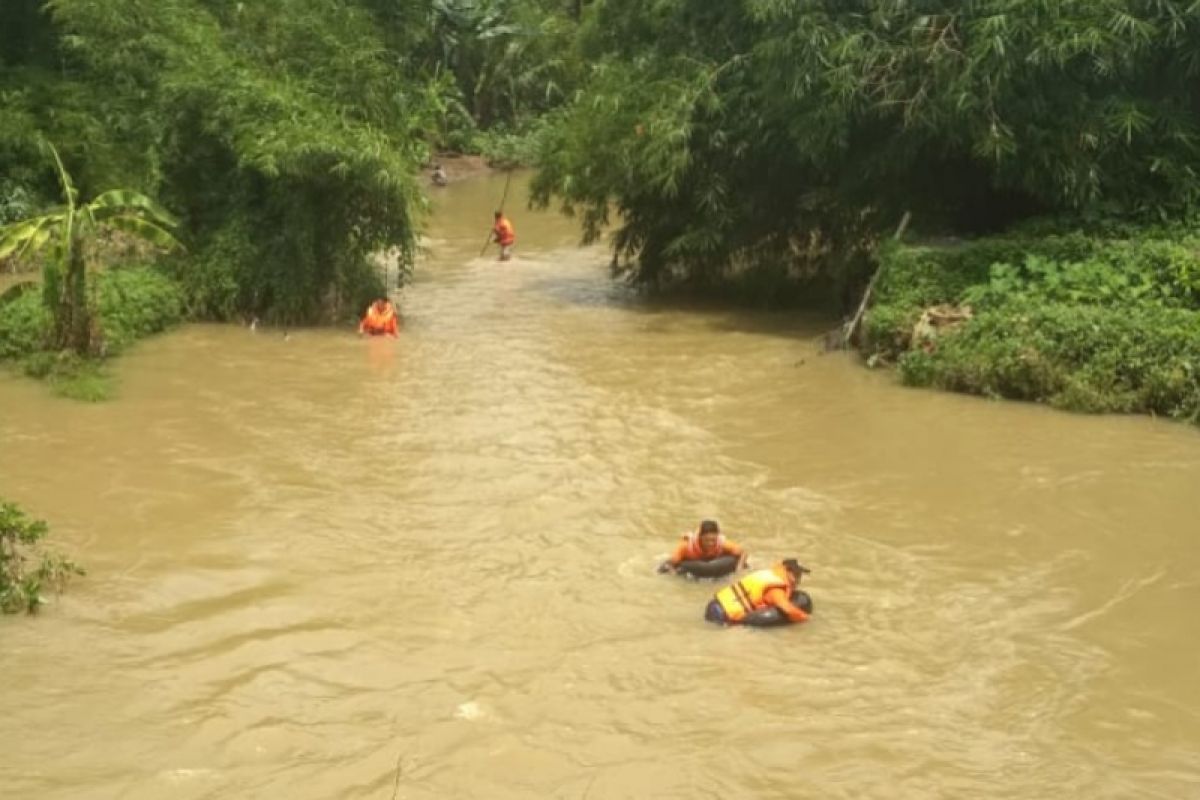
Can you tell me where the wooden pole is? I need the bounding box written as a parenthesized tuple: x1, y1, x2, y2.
(842, 210, 911, 348)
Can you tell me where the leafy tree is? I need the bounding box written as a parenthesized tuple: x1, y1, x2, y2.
(534, 0, 1200, 295)
(0, 142, 180, 353)
(426, 0, 580, 127)
(34, 0, 432, 321)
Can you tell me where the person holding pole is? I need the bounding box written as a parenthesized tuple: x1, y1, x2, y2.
(491, 210, 515, 261)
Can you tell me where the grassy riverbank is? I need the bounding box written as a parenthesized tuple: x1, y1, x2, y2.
(0, 266, 184, 400)
(861, 231, 1200, 423)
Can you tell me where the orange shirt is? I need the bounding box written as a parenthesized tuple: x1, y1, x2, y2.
(359, 302, 398, 335)
(669, 535, 743, 565)
(493, 217, 515, 246)
(763, 586, 809, 623)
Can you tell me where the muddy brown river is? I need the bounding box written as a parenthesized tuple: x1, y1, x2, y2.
(1, 173, 1198, 799)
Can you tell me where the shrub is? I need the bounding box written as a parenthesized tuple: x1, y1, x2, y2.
(97, 266, 186, 354)
(897, 302, 1200, 421)
(0, 501, 83, 615)
(0, 288, 50, 359)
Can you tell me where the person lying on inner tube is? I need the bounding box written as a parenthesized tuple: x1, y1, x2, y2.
(704, 559, 811, 625)
(657, 519, 747, 574)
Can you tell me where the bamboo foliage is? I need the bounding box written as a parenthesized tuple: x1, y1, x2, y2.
(534, 0, 1200, 289)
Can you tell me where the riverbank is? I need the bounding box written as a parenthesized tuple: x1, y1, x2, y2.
(0, 266, 184, 400)
(860, 230, 1200, 423)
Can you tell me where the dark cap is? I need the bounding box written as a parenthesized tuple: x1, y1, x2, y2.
(698, 519, 720, 535)
(781, 558, 810, 577)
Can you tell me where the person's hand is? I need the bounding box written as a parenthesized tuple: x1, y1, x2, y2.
(656, 562, 675, 575)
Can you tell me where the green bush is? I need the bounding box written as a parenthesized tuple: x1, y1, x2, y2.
(20, 351, 114, 401)
(0, 266, 184, 399)
(865, 230, 1200, 422)
(156, 220, 249, 320)
(97, 266, 186, 353)
(0, 500, 83, 615)
(0, 288, 50, 359)
(866, 232, 1200, 358)
(870, 234, 1102, 313)
(897, 302, 1200, 421)
(475, 117, 553, 169)
(962, 243, 1200, 312)
(0, 265, 184, 362)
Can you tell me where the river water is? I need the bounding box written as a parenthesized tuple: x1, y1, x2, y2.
(1, 173, 1198, 799)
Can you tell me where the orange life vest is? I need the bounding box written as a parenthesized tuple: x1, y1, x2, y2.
(713, 568, 791, 622)
(679, 532, 726, 560)
(362, 303, 397, 333)
(494, 217, 515, 246)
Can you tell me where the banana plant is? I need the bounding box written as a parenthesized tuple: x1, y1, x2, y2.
(0, 143, 181, 354)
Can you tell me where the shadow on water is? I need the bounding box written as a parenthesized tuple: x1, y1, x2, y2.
(521, 268, 840, 345)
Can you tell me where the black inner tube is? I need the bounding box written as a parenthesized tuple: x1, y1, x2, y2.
(742, 590, 813, 627)
(677, 554, 739, 578)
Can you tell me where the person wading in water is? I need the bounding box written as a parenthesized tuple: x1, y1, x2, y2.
(491, 210, 515, 261)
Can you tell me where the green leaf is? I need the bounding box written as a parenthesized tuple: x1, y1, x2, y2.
(101, 214, 184, 252)
(89, 191, 180, 228)
(0, 215, 64, 261)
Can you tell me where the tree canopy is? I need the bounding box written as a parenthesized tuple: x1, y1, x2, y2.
(6, 0, 1199, 312)
(533, 0, 1200, 290)
(0, 0, 583, 321)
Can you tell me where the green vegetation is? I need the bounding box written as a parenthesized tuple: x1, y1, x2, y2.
(0, 0, 585, 397)
(0, 266, 184, 399)
(533, 2, 1200, 288)
(524, 1, 1200, 422)
(0, 0, 585, 331)
(864, 234, 1200, 420)
(0, 143, 181, 355)
(0, 500, 82, 614)
(4, 1, 1200, 423)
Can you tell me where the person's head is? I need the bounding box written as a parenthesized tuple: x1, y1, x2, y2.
(697, 519, 720, 549)
(494, 210, 503, 220)
(374, 297, 389, 309)
(780, 558, 810, 583)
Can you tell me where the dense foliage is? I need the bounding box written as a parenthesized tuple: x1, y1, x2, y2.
(533, 1, 1200, 291)
(4, 0, 1199, 425)
(0, 265, 185, 399)
(0, 0, 583, 323)
(865, 234, 1200, 420)
(0, 144, 181, 354)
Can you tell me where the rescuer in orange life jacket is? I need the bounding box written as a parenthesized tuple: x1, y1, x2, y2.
(704, 559, 812, 625)
(491, 210, 515, 261)
(657, 519, 747, 574)
(358, 297, 399, 337)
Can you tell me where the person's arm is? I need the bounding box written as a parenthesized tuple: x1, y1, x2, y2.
(657, 541, 688, 573)
(723, 539, 748, 569)
(763, 587, 809, 623)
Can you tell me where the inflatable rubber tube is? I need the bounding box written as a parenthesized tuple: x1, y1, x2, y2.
(741, 590, 813, 627)
(676, 554, 740, 579)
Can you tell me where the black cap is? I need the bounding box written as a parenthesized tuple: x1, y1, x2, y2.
(698, 519, 720, 535)
(781, 559, 810, 576)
